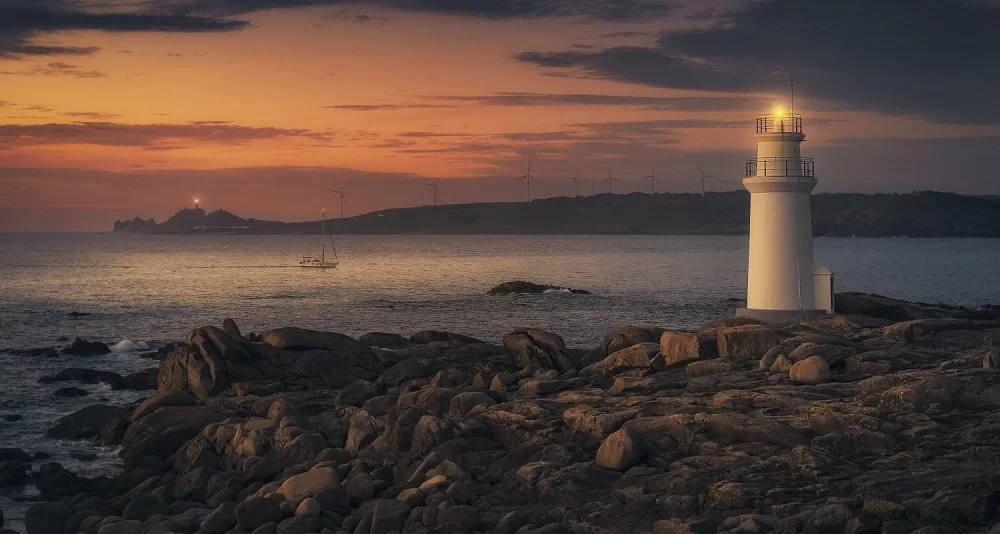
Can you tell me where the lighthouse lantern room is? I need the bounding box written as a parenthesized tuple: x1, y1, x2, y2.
(737, 108, 834, 322)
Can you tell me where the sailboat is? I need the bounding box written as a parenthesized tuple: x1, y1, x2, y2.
(298, 209, 339, 268)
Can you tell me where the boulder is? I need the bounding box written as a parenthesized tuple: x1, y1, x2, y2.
(121, 405, 225, 468)
(359, 332, 413, 349)
(199, 502, 237, 534)
(24, 502, 72, 534)
(221, 318, 242, 338)
(279, 466, 340, 504)
(40, 368, 121, 385)
(46, 404, 130, 441)
(717, 325, 783, 360)
(159, 326, 381, 399)
(63, 338, 110, 356)
(595, 427, 645, 471)
(504, 328, 576, 374)
(236, 497, 283, 530)
(597, 326, 665, 358)
(367, 499, 411, 533)
(659, 331, 718, 366)
(410, 330, 483, 344)
(581, 342, 659, 376)
(111, 369, 157, 390)
(448, 391, 497, 416)
(789, 356, 832, 385)
(122, 494, 168, 521)
(0, 462, 27, 487)
(132, 390, 198, 420)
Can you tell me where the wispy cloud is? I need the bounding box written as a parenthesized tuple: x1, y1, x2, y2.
(421, 92, 766, 112)
(0, 62, 106, 77)
(324, 103, 457, 111)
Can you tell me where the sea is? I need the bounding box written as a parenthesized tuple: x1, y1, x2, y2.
(1, 232, 999, 528)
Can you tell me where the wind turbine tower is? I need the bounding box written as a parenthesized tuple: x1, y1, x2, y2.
(737, 105, 834, 322)
(643, 165, 659, 194)
(565, 170, 581, 197)
(424, 179, 441, 206)
(603, 165, 622, 193)
(516, 161, 534, 202)
(328, 181, 352, 219)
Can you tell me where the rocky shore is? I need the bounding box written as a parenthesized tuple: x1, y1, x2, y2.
(6, 295, 1000, 534)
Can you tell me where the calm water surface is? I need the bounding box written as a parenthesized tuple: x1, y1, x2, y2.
(1, 233, 998, 529)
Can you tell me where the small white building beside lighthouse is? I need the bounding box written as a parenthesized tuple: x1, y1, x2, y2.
(737, 111, 834, 322)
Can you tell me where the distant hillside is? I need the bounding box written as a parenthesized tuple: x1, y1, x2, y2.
(113, 191, 1000, 237)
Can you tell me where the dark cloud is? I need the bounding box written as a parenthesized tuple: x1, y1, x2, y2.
(166, 0, 673, 21)
(600, 31, 652, 38)
(0, 121, 333, 150)
(0, 61, 106, 77)
(324, 103, 457, 111)
(0, 2, 247, 59)
(423, 92, 766, 111)
(517, 0, 1000, 124)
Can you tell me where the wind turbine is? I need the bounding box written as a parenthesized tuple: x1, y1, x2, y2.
(697, 166, 714, 197)
(564, 170, 581, 197)
(643, 165, 659, 194)
(516, 161, 534, 201)
(602, 165, 622, 193)
(327, 181, 352, 218)
(424, 179, 441, 206)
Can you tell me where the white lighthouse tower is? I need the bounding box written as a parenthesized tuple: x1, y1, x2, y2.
(737, 109, 834, 322)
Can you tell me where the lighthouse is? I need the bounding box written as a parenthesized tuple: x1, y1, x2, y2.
(737, 109, 834, 322)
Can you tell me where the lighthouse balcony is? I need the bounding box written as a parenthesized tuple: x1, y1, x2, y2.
(745, 157, 815, 178)
(756, 114, 802, 134)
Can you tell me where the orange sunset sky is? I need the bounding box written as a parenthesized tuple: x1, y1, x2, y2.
(2, 0, 999, 230)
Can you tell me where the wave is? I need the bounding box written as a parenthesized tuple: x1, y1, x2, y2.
(111, 339, 150, 353)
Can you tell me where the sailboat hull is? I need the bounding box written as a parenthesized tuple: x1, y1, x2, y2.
(298, 260, 338, 268)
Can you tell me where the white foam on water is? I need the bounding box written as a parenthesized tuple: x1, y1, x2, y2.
(111, 339, 150, 353)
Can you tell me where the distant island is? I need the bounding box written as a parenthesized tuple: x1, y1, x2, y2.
(113, 190, 1000, 237)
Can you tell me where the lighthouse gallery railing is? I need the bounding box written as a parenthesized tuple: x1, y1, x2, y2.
(745, 157, 815, 178)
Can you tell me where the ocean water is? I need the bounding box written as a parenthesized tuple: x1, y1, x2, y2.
(1, 233, 999, 528)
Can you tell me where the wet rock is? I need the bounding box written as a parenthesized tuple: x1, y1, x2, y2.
(110, 369, 157, 390)
(53, 386, 88, 397)
(3, 414, 22, 422)
(96, 520, 143, 534)
(46, 404, 130, 441)
(0, 461, 27, 487)
(63, 337, 111, 356)
(236, 497, 284, 530)
(487, 280, 591, 295)
(0, 448, 31, 463)
(804, 503, 853, 534)
(789, 356, 832, 384)
(39, 368, 121, 385)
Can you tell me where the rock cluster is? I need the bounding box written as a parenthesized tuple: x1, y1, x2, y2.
(13, 308, 1000, 534)
(487, 281, 591, 296)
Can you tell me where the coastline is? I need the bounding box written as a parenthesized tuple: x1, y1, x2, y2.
(4, 293, 1000, 533)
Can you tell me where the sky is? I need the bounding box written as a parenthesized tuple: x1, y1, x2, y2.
(2, 0, 999, 230)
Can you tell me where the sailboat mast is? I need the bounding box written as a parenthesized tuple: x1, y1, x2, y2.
(321, 210, 326, 263)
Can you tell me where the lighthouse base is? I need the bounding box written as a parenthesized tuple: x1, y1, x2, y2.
(736, 308, 828, 324)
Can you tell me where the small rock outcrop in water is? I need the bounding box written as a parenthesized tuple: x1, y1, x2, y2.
(487, 280, 592, 295)
(31, 307, 1000, 534)
(61, 338, 110, 356)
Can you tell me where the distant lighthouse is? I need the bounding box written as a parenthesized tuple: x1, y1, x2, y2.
(737, 108, 834, 322)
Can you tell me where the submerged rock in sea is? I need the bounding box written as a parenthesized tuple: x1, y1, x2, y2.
(62, 337, 110, 356)
(52, 386, 88, 398)
(487, 280, 592, 295)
